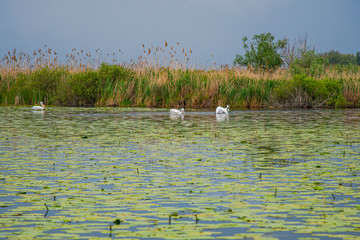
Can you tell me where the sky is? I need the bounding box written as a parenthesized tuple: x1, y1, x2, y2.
(1, 0, 359, 67)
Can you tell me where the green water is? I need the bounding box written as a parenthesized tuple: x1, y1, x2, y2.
(0, 107, 359, 239)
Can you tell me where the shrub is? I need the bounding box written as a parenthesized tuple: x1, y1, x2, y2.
(98, 63, 133, 83)
(68, 70, 100, 106)
(274, 74, 342, 107)
(29, 67, 66, 104)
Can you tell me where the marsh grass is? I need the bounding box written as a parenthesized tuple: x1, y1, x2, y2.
(1, 43, 359, 108)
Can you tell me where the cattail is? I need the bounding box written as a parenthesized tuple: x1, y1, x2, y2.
(165, 41, 168, 47)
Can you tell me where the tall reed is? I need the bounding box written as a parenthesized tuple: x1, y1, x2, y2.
(1, 44, 359, 108)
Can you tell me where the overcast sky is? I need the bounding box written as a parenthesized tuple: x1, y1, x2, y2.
(1, 0, 359, 67)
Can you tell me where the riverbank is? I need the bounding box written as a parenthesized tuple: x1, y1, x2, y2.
(1, 50, 359, 108)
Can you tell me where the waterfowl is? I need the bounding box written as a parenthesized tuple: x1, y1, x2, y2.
(31, 102, 47, 111)
(216, 105, 229, 114)
(170, 108, 185, 115)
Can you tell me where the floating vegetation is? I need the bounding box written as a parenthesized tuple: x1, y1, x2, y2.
(0, 107, 360, 239)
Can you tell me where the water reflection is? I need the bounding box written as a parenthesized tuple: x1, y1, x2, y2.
(215, 113, 229, 122)
(169, 113, 185, 121)
(31, 109, 45, 119)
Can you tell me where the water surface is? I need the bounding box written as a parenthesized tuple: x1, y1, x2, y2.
(0, 107, 360, 239)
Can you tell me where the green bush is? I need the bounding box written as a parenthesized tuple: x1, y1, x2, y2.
(98, 63, 133, 84)
(0, 67, 67, 105)
(334, 95, 350, 108)
(69, 70, 100, 106)
(29, 67, 66, 104)
(274, 75, 342, 107)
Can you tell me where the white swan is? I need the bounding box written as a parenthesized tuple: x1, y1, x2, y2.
(31, 102, 47, 111)
(170, 108, 185, 115)
(216, 105, 229, 114)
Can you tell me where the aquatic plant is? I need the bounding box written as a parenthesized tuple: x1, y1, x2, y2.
(0, 107, 360, 239)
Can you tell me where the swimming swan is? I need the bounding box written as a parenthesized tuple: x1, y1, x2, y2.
(216, 105, 229, 114)
(170, 108, 185, 115)
(31, 102, 47, 111)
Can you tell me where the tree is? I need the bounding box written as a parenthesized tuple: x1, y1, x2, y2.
(323, 50, 356, 65)
(356, 52, 360, 65)
(233, 33, 287, 71)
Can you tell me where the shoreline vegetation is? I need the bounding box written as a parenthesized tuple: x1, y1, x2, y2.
(1, 43, 360, 109)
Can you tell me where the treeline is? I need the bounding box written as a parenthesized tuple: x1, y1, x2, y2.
(234, 33, 360, 73)
(322, 51, 360, 66)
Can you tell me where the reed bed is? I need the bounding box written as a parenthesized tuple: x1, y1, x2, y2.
(1, 43, 359, 108)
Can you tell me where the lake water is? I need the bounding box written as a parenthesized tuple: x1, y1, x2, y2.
(0, 107, 360, 239)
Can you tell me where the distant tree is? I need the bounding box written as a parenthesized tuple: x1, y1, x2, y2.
(356, 52, 360, 65)
(323, 50, 357, 65)
(233, 33, 288, 71)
